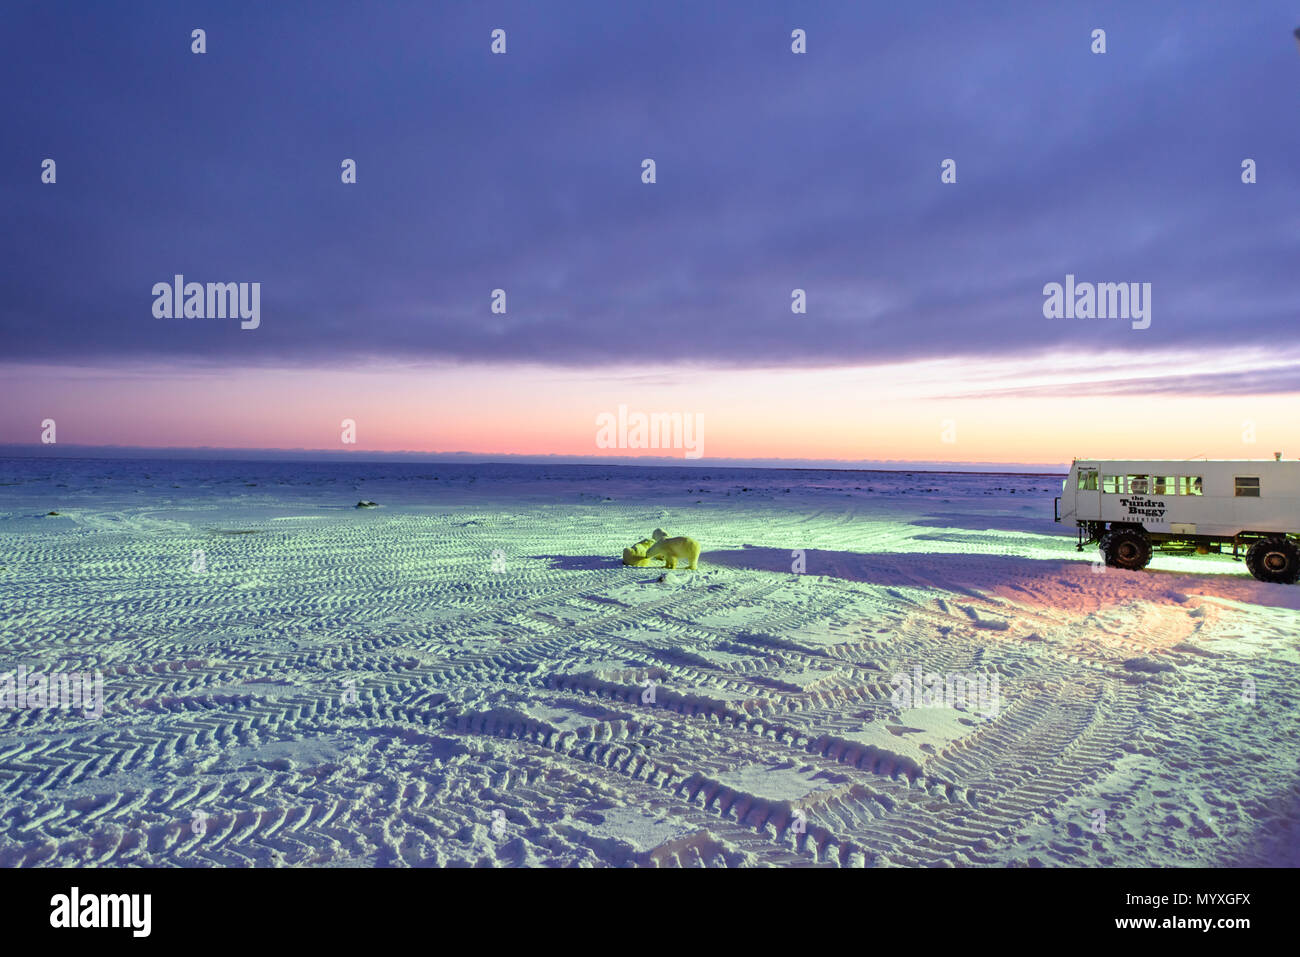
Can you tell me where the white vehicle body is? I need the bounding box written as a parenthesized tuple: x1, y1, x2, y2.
(1058, 459, 1300, 539)
(1055, 459, 1300, 582)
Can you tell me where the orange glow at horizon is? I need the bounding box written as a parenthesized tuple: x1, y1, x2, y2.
(3, 350, 1298, 466)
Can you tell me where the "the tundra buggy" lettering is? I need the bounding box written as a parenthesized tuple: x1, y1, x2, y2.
(1118, 496, 1166, 520)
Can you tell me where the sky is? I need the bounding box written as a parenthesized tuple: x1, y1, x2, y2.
(2, 1, 1298, 465)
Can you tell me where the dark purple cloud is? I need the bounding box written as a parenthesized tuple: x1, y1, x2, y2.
(1, 0, 1297, 379)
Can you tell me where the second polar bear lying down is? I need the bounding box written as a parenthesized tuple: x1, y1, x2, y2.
(643, 528, 701, 570)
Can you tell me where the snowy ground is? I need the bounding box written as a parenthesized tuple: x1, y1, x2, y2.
(1, 459, 1297, 867)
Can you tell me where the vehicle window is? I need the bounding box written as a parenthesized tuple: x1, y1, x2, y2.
(1235, 476, 1260, 497)
(1181, 476, 1203, 496)
(1102, 475, 1122, 494)
(1127, 474, 1149, 494)
(1152, 476, 1176, 495)
(1077, 470, 1098, 491)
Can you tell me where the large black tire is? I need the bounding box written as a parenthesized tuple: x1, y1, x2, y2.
(1245, 537, 1300, 584)
(1100, 527, 1152, 570)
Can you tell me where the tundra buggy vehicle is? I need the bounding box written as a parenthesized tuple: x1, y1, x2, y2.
(1055, 459, 1300, 583)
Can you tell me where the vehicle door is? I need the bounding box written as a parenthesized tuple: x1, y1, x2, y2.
(1073, 467, 1101, 521)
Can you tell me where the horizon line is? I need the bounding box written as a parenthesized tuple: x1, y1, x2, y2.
(0, 443, 1071, 474)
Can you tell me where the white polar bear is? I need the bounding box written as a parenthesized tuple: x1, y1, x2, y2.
(644, 533, 701, 570)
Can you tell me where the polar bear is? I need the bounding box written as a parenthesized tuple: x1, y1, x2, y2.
(622, 538, 657, 566)
(644, 535, 701, 570)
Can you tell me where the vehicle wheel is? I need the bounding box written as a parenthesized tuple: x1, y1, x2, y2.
(1245, 537, 1300, 584)
(1101, 527, 1152, 570)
